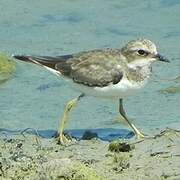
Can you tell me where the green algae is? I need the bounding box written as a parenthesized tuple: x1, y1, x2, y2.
(70, 162, 104, 180)
(34, 159, 104, 180)
(159, 86, 180, 94)
(108, 140, 135, 153)
(0, 53, 15, 84)
(112, 153, 130, 172)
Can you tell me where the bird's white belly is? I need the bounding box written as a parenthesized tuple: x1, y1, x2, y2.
(72, 78, 148, 98)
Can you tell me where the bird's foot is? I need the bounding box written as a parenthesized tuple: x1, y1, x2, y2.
(135, 130, 159, 140)
(57, 133, 72, 146)
(135, 131, 149, 140)
(130, 124, 148, 139)
(136, 132, 157, 141)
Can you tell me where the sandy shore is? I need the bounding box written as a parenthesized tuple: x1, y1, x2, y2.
(0, 128, 180, 180)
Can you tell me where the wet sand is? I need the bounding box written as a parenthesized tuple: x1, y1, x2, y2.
(0, 128, 180, 180)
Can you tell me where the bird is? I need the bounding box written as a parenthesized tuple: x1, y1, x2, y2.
(13, 38, 169, 145)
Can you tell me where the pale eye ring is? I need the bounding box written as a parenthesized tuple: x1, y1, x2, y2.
(137, 49, 146, 55)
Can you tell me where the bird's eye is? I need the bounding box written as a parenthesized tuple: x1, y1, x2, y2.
(137, 49, 146, 55)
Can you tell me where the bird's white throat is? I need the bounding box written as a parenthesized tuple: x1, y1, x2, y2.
(127, 58, 153, 77)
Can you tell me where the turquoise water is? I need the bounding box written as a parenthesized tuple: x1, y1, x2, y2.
(0, 0, 179, 135)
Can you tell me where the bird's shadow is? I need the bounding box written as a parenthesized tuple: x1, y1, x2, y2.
(0, 128, 134, 141)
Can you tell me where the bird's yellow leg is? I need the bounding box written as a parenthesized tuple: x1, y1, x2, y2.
(128, 122, 145, 139)
(58, 94, 84, 145)
(119, 99, 145, 139)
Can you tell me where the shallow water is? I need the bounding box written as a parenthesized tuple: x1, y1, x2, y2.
(0, 0, 179, 135)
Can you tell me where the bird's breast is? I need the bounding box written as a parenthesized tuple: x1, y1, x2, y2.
(72, 77, 149, 99)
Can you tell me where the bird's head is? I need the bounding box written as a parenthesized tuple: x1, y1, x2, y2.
(121, 38, 169, 67)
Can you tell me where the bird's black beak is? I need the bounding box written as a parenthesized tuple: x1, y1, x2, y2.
(154, 53, 170, 63)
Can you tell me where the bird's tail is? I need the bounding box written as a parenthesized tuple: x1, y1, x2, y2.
(13, 55, 62, 76)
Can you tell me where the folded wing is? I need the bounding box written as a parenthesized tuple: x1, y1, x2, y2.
(13, 49, 124, 87)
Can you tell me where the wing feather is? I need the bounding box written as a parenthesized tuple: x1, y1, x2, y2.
(14, 49, 124, 87)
